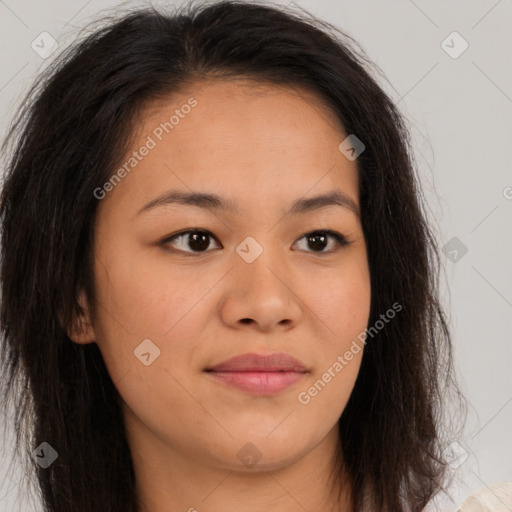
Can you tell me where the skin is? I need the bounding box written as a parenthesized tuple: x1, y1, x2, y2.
(69, 78, 371, 512)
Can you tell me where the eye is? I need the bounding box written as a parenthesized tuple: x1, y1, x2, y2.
(162, 229, 221, 253)
(161, 229, 351, 254)
(294, 230, 350, 254)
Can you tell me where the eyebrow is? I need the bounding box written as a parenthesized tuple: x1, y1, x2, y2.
(137, 189, 360, 218)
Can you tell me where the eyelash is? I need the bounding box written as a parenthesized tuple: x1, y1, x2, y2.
(160, 228, 351, 255)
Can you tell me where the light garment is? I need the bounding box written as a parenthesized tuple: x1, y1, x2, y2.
(458, 482, 512, 512)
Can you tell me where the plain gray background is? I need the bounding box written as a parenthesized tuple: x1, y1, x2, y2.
(0, 1, 510, 511)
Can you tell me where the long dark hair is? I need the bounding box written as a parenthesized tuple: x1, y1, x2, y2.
(0, 1, 465, 510)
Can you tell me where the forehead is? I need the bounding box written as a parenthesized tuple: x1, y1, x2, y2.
(139, 77, 345, 133)
(98, 78, 360, 220)
(132, 78, 349, 168)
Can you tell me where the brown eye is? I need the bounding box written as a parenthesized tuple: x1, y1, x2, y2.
(294, 230, 350, 253)
(162, 230, 221, 253)
(161, 228, 350, 255)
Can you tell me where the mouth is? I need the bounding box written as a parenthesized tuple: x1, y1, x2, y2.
(203, 352, 308, 395)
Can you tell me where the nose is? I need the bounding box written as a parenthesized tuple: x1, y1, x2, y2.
(219, 246, 303, 333)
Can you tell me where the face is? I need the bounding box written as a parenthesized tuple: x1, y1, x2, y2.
(72, 78, 371, 475)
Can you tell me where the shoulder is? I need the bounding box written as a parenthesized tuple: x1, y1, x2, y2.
(458, 481, 512, 512)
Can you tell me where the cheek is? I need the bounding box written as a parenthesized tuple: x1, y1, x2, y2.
(295, 255, 370, 409)
(90, 250, 218, 381)
(302, 256, 371, 346)
(294, 274, 369, 423)
(93, 247, 213, 334)
(334, 251, 371, 334)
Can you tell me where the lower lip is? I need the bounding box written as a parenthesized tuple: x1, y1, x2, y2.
(206, 371, 305, 395)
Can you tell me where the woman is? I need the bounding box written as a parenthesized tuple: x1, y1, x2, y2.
(0, 1, 465, 510)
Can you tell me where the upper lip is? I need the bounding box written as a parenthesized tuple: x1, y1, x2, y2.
(205, 352, 308, 373)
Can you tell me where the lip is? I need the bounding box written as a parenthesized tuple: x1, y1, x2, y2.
(204, 352, 308, 395)
(206, 352, 308, 373)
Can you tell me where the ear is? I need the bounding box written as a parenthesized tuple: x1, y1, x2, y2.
(66, 289, 97, 345)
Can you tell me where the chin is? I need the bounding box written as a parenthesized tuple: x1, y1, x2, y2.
(204, 434, 314, 473)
